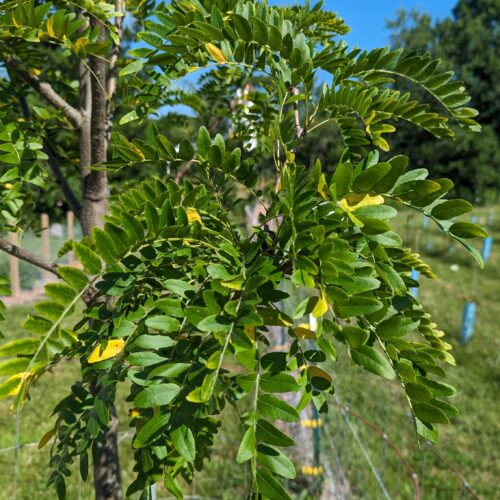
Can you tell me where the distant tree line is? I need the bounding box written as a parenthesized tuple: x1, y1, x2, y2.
(387, 0, 499, 202)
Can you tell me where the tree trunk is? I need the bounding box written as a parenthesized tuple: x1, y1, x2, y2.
(79, 18, 121, 500)
(81, 21, 109, 235)
(91, 385, 122, 500)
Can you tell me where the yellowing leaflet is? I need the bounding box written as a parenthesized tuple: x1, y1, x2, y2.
(205, 43, 228, 64)
(186, 207, 202, 225)
(88, 339, 125, 364)
(312, 291, 329, 318)
(339, 193, 384, 227)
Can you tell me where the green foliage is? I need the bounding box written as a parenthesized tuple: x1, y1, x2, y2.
(0, 0, 489, 498)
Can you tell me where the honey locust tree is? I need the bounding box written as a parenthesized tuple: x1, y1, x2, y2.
(0, 0, 489, 499)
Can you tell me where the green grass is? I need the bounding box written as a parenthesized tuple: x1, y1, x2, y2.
(328, 206, 500, 498)
(0, 208, 498, 499)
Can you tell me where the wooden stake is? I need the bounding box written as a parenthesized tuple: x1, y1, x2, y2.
(41, 213, 51, 281)
(66, 210, 75, 264)
(8, 231, 20, 296)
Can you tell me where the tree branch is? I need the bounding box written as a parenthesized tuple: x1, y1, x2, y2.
(43, 142, 82, 219)
(19, 95, 83, 219)
(0, 237, 58, 276)
(6, 58, 83, 128)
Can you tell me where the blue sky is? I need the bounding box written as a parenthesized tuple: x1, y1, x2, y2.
(162, 0, 459, 114)
(271, 0, 457, 49)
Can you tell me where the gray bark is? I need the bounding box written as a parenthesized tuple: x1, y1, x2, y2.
(91, 385, 122, 500)
(80, 19, 122, 500)
(81, 21, 109, 235)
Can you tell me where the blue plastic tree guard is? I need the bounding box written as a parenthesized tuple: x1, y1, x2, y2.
(460, 302, 476, 344)
(482, 237, 493, 263)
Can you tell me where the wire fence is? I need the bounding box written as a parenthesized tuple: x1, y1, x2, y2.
(1, 211, 80, 301)
(0, 397, 481, 500)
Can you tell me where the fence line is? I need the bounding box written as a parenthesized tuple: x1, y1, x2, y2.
(3, 211, 76, 298)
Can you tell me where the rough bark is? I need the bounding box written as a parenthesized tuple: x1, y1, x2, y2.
(80, 18, 122, 500)
(0, 237, 57, 275)
(91, 385, 122, 500)
(81, 26, 109, 235)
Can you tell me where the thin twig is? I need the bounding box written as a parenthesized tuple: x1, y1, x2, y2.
(0, 237, 58, 275)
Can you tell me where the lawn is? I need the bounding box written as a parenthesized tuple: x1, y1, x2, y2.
(0, 207, 498, 499)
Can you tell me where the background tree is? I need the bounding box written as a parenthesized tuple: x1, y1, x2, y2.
(387, 0, 500, 202)
(0, 1, 488, 499)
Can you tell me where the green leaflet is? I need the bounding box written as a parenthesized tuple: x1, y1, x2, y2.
(171, 425, 196, 462)
(257, 395, 300, 422)
(73, 243, 101, 275)
(257, 444, 296, 479)
(236, 427, 255, 464)
(256, 419, 294, 447)
(133, 384, 180, 408)
(256, 470, 291, 500)
(133, 414, 169, 448)
(144, 315, 180, 332)
(351, 345, 396, 380)
(259, 373, 299, 393)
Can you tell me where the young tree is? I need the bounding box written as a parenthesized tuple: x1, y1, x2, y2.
(0, 1, 488, 499)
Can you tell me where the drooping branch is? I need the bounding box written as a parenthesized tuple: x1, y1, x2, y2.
(0, 237, 58, 275)
(6, 58, 83, 128)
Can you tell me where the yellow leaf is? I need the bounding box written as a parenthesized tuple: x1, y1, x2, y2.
(186, 207, 202, 225)
(339, 193, 384, 227)
(317, 173, 328, 200)
(38, 427, 57, 449)
(205, 43, 228, 64)
(244, 325, 255, 343)
(206, 351, 221, 369)
(294, 327, 316, 340)
(372, 136, 390, 152)
(340, 193, 384, 212)
(129, 408, 140, 418)
(442, 351, 456, 366)
(28, 68, 41, 77)
(130, 143, 145, 160)
(221, 280, 243, 290)
(307, 366, 332, 383)
(74, 37, 89, 56)
(186, 387, 204, 403)
(88, 339, 125, 364)
(46, 16, 55, 38)
(6, 372, 31, 396)
(312, 291, 329, 318)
